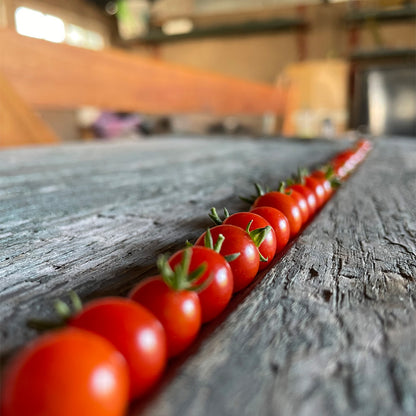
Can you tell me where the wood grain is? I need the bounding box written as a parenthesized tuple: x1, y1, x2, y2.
(1, 136, 415, 415)
(0, 29, 284, 115)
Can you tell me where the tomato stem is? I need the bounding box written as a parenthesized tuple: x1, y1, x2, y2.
(27, 291, 83, 332)
(249, 225, 272, 248)
(157, 248, 207, 292)
(208, 207, 230, 225)
(213, 234, 225, 253)
(239, 183, 267, 204)
(202, 228, 240, 263)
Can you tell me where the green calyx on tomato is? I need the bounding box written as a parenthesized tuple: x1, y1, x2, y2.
(239, 183, 269, 204)
(27, 291, 83, 332)
(157, 248, 207, 292)
(318, 164, 342, 188)
(247, 220, 272, 262)
(277, 181, 292, 195)
(208, 207, 230, 225)
(202, 227, 240, 262)
(293, 167, 309, 185)
(208, 207, 272, 262)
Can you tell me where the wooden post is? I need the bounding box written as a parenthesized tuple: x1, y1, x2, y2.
(0, 70, 59, 147)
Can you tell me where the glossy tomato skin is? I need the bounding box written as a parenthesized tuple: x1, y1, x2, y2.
(310, 171, 333, 201)
(129, 277, 201, 358)
(69, 297, 166, 399)
(250, 206, 290, 253)
(304, 176, 326, 208)
(286, 189, 309, 224)
(168, 246, 233, 323)
(251, 192, 302, 239)
(222, 212, 276, 270)
(331, 150, 356, 179)
(286, 184, 317, 218)
(1, 328, 129, 416)
(195, 224, 259, 293)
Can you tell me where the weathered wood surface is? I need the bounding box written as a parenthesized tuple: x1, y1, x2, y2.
(1, 136, 415, 415)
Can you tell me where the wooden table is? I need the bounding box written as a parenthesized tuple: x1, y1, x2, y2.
(1, 136, 415, 415)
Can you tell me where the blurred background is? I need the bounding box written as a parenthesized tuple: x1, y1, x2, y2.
(1, 0, 415, 146)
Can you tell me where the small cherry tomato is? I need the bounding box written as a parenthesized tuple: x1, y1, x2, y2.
(304, 176, 326, 208)
(69, 297, 167, 399)
(130, 249, 204, 357)
(331, 150, 356, 179)
(310, 170, 333, 201)
(130, 276, 201, 358)
(221, 211, 276, 270)
(1, 328, 129, 416)
(195, 224, 259, 293)
(251, 191, 302, 239)
(168, 246, 233, 323)
(286, 184, 317, 218)
(286, 188, 309, 224)
(250, 206, 290, 253)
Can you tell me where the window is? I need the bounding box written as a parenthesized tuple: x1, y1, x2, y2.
(14, 7, 104, 50)
(15, 7, 65, 42)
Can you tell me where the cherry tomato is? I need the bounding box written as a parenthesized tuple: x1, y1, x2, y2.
(251, 191, 302, 239)
(286, 184, 317, 218)
(221, 211, 276, 270)
(195, 224, 259, 293)
(310, 171, 333, 201)
(286, 189, 309, 224)
(69, 297, 166, 399)
(1, 328, 129, 416)
(250, 206, 290, 253)
(304, 176, 326, 208)
(168, 246, 233, 323)
(130, 277, 201, 358)
(331, 150, 356, 179)
(356, 139, 371, 152)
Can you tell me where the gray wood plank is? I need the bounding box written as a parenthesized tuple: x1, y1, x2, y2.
(1, 136, 415, 416)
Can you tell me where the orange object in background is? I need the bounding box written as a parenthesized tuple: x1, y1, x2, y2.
(281, 59, 349, 139)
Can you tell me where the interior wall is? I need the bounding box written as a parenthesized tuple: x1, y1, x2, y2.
(134, 1, 416, 85)
(156, 33, 298, 84)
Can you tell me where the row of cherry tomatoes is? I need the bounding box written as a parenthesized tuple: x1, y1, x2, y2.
(1, 139, 372, 416)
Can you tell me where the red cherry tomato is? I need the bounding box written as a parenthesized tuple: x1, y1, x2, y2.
(69, 297, 166, 399)
(168, 246, 233, 323)
(311, 170, 334, 200)
(195, 224, 259, 293)
(1, 328, 129, 416)
(251, 191, 302, 239)
(286, 184, 317, 218)
(130, 277, 201, 358)
(286, 189, 309, 224)
(304, 176, 326, 208)
(356, 139, 371, 152)
(331, 150, 356, 179)
(250, 206, 290, 253)
(222, 211, 276, 270)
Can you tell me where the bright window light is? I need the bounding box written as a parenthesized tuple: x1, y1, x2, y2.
(66, 24, 86, 47)
(43, 14, 66, 43)
(15, 7, 45, 39)
(14, 7, 105, 50)
(15, 7, 65, 43)
(86, 30, 105, 50)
